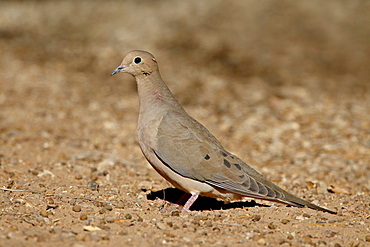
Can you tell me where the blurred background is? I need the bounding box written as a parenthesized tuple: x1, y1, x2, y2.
(0, 1, 369, 245)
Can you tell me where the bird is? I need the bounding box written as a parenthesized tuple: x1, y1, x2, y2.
(110, 50, 336, 214)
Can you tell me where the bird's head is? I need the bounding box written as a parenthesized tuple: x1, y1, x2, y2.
(110, 50, 158, 77)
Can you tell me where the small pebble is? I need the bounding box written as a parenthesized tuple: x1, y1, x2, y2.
(47, 198, 55, 204)
(72, 205, 82, 212)
(302, 213, 311, 218)
(171, 210, 180, 217)
(125, 213, 133, 219)
(252, 214, 261, 221)
(268, 222, 276, 229)
(257, 238, 266, 245)
(31, 170, 39, 176)
(40, 210, 48, 217)
(90, 175, 99, 182)
(80, 214, 88, 220)
(281, 219, 290, 224)
(104, 204, 113, 211)
(212, 227, 220, 232)
(87, 180, 99, 190)
(156, 222, 167, 230)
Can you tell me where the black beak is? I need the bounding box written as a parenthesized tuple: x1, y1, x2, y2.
(110, 65, 126, 76)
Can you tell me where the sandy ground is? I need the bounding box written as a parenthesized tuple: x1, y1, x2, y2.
(0, 1, 369, 246)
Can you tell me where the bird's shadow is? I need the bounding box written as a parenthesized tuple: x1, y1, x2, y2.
(146, 188, 268, 211)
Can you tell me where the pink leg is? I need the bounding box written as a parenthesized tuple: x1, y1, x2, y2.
(182, 192, 200, 212)
(176, 193, 191, 205)
(159, 193, 191, 211)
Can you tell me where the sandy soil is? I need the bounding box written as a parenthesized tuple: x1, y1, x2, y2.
(0, 1, 369, 246)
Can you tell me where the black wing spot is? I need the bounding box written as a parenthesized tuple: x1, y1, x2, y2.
(223, 159, 231, 168)
(220, 151, 228, 157)
(239, 174, 245, 179)
(234, 163, 242, 170)
(204, 154, 210, 160)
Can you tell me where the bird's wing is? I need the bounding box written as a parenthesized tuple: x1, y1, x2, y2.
(154, 110, 285, 201)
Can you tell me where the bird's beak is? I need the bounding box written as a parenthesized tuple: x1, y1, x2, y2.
(110, 65, 128, 76)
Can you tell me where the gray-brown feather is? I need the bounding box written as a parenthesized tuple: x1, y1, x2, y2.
(155, 110, 287, 202)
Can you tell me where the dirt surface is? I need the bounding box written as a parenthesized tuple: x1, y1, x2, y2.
(1, 1, 369, 246)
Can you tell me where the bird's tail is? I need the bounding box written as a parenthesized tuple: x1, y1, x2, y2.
(279, 192, 336, 214)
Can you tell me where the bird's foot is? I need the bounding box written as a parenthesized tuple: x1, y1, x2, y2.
(181, 193, 200, 212)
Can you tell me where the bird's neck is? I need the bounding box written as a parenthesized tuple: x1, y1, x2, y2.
(135, 71, 186, 116)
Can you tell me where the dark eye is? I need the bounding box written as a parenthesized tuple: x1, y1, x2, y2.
(134, 57, 142, 64)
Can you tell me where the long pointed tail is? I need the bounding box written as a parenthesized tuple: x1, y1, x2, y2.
(280, 192, 336, 214)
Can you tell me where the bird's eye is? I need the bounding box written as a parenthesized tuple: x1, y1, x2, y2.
(134, 56, 142, 64)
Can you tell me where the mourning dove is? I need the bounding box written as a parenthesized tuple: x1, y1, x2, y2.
(111, 50, 336, 214)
